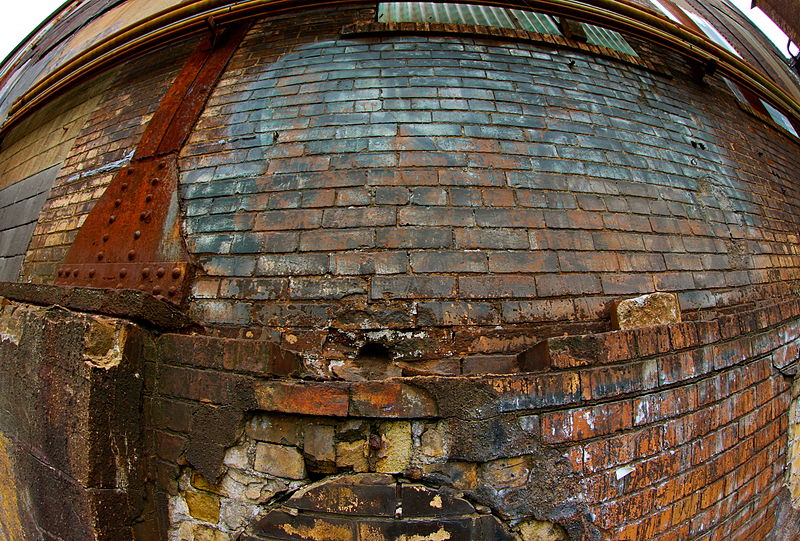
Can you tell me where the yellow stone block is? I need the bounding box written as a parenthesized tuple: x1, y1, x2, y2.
(184, 490, 221, 523)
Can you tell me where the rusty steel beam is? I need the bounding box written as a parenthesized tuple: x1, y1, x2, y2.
(55, 22, 249, 304)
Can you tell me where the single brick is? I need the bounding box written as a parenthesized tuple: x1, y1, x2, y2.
(487, 251, 558, 273)
(299, 229, 374, 251)
(289, 277, 367, 299)
(459, 276, 537, 298)
(417, 301, 501, 326)
(455, 229, 529, 249)
(371, 276, 457, 299)
(410, 251, 488, 273)
(322, 207, 396, 228)
(536, 274, 602, 297)
(256, 254, 330, 275)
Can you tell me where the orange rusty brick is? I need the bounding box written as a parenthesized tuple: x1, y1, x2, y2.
(349, 382, 438, 418)
(254, 380, 350, 417)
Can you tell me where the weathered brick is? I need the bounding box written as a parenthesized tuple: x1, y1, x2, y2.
(371, 276, 457, 299)
(254, 381, 350, 416)
(350, 382, 437, 417)
(459, 276, 537, 298)
(454, 228, 529, 249)
(410, 251, 488, 273)
(299, 229, 374, 251)
(536, 274, 601, 297)
(256, 254, 329, 275)
(417, 301, 501, 326)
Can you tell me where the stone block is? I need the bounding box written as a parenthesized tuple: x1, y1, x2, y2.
(254, 443, 306, 480)
(376, 421, 412, 474)
(304, 424, 336, 463)
(612, 292, 681, 330)
(184, 490, 221, 523)
(336, 440, 369, 472)
(516, 520, 569, 541)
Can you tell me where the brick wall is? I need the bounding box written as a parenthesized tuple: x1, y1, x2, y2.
(142, 297, 800, 540)
(18, 38, 197, 282)
(176, 7, 800, 367)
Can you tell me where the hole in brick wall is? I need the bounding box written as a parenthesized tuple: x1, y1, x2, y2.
(357, 342, 392, 361)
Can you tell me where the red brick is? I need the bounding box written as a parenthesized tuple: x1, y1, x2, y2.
(349, 382, 437, 418)
(254, 381, 350, 416)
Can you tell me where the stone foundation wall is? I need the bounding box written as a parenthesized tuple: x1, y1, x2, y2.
(144, 298, 800, 540)
(0, 298, 145, 541)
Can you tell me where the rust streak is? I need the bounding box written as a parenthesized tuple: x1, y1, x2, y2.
(55, 22, 250, 304)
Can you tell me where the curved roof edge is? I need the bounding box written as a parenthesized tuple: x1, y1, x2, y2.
(1, 0, 799, 135)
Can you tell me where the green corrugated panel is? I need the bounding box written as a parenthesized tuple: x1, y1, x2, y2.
(582, 23, 639, 56)
(377, 3, 638, 58)
(378, 2, 560, 35)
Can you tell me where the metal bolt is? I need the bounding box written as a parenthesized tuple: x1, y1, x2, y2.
(97, 252, 104, 261)
(109, 215, 116, 224)
(139, 211, 151, 222)
(171, 267, 181, 279)
(102, 234, 109, 242)
(151, 178, 159, 186)
(145, 194, 153, 202)
(114, 199, 121, 207)
(88, 270, 95, 278)
(73, 270, 79, 277)
(121, 183, 128, 191)
(133, 231, 141, 240)
(156, 267, 165, 278)
(142, 267, 150, 278)
(153, 286, 162, 295)
(128, 250, 136, 261)
(158, 162, 166, 169)
(127, 168, 134, 175)
(57, 270, 63, 277)
(120, 268, 127, 278)
(168, 287, 177, 297)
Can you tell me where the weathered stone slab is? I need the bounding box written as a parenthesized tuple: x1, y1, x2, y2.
(612, 292, 681, 330)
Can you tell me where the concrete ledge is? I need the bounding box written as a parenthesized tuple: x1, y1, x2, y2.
(0, 281, 195, 331)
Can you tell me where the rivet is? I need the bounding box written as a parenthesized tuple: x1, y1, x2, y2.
(168, 287, 177, 297)
(140, 211, 151, 222)
(57, 270, 63, 277)
(142, 267, 151, 278)
(128, 250, 136, 261)
(172, 267, 181, 279)
(114, 199, 122, 207)
(120, 269, 127, 278)
(116, 283, 123, 289)
(121, 183, 128, 191)
(145, 194, 153, 202)
(102, 234, 109, 242)
(73, 270, 79, 278)
(109, 215, 116, 224)
(151, 178, 159, 186)
(133, 231, 141, 240)
(156, 267, 165, 278)
(97, 252, 104, 261)
(153, 286, 162, 295)
(89, 269, 95, 278)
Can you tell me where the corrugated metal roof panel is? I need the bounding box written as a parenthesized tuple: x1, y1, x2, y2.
(377, 2, 561, 35)
(377, 3, 638, 57)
